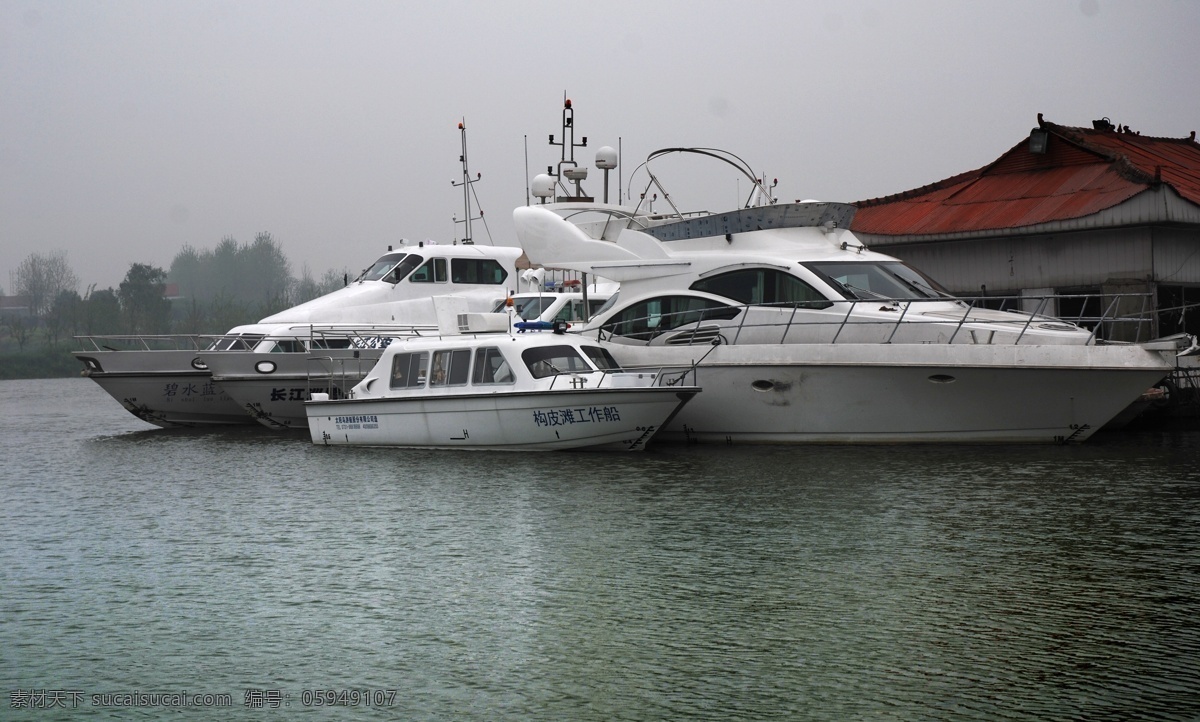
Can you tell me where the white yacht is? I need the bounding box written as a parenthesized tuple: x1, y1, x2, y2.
(75, 242, 523, 428)
(305, 317, 698, 451)
(510, 105, 1183, 443)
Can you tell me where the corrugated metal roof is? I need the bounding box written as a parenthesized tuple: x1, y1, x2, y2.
(852, 117, 1200, 236)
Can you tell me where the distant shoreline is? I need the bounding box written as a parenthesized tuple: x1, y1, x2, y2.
(0, 348, 85, 380)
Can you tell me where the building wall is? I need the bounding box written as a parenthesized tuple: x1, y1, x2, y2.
(1154, 226, 1200, 285)
(869, 227, 1162, 296)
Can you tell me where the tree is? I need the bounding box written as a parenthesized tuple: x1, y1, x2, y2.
(14, 250, 79, 317)
(83, 288, 122, 335)
(117, 263, 171, 334)
(167, 231, 293, 308)
(6, 315, 33, 350)
(245, 232, 292, 306)
(45, 289, 83, 347)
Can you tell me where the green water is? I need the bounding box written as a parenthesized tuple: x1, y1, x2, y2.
(3, 379, 1198, 721)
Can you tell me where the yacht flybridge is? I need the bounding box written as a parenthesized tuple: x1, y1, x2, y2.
(509, 101, 1186, 444)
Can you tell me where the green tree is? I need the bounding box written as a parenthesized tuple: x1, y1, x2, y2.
(45, 289, 83, 347)
(167, 232, 294, 311)
(83, 288, 122, 335)
(245, 232, 292, 306)
(117, 264, 171, 334)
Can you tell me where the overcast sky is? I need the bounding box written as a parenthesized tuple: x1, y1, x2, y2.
(3, 0, 1199, 292)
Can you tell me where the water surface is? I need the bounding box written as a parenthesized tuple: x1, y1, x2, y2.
(2, 378, 1198, 720)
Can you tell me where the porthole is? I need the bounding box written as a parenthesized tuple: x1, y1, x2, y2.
(255, 360, 277, 374)
(751, 380, 775, 392)
(191, 357, 208, 371)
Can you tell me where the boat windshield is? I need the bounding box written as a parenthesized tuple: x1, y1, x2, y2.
(492, 296, 557, 320)
(582, 345, 621, 370)
(803, 261, 949, 301)
(593, 291, 619, 316)
(357, 254, 407, 282)
(521, 345, 595, 379)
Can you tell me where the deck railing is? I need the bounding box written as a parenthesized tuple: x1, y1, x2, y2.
(598, 292, 1198, 347)
(75, 324, 441, 353)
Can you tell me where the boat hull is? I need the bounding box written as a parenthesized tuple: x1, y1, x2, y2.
(203, 350, 384, 430)
(605, 342, 1173, 444)
(306, 387, 697, 451)
(73, 350, 255, 428)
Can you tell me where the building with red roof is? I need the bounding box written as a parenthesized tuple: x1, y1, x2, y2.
(851, 115, 1200, 340)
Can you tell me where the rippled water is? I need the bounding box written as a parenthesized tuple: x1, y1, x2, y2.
(3, 378, 1199, 721)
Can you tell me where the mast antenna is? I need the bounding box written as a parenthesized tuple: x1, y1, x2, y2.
(451, 120, 485, 245)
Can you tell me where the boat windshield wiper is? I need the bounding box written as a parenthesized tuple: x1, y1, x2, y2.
(889, 272, 935, 299)
(842, 283, 888, 301)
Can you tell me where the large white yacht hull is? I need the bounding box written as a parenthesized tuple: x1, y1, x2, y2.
(606, 342, 1173, 444)
(306, 387, 697, 451)
(73, 350, 256, 428)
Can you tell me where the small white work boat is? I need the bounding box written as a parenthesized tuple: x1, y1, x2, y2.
(304, 317, 699, 451)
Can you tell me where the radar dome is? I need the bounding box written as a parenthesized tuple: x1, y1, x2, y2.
(531, 174, 555, 199)
(595, 146, 618, 170)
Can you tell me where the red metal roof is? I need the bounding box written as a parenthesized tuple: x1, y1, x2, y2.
(851, 117, 1200, 236)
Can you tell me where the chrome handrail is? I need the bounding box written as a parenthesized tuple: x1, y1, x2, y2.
(593, 291, 1183, 347)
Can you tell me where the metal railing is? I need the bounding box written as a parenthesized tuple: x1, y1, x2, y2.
(597, 292, 1198, 347)
(74, 334, 212, 352)
(543, 365, 696, 392)
(75, 323, 441, 354)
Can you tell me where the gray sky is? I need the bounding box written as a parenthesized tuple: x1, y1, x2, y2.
(3, 0, 1199, 293)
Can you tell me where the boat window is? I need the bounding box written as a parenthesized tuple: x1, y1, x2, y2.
(430, 349, 471, 387)
(227, 334, 264, 350)
(472, 346, 515, 385)
(588, 298, 609, 316)
(498, 296, 555, 320)
(553, 300, 590, 322)
(270, 339, 307, 353)
(593, 291, 619, 316)
(804, 261, 946, 301)
(451, 258, 509, 285)
(884, 262, 950, 299)
(601, 296, 741, 341)
(384, 255, 424, 284)
(582, 346, 621, 370)
(521, 345, 593, 379)
(311, 338, 352, 350)
(690, 268, 832, 309)
(389, 351, 429, 389)
(409, 257, 447, 284)
(358, 254, 406, 282)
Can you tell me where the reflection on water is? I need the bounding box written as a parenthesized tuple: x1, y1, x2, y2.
(2, 379, 1198, 721)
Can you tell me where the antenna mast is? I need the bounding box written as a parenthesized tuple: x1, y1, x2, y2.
(547, 97, 591, 201)
(452, 120, 482, 244)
